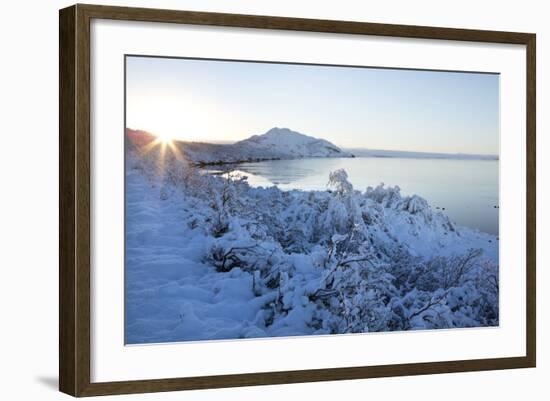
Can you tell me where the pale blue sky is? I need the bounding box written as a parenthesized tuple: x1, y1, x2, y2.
(126, 56, 499, 155)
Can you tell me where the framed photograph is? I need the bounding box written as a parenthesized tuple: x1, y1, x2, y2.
(59, 4, 536, 397)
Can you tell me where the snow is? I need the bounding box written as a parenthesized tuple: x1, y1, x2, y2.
(125, 135, 499, 344)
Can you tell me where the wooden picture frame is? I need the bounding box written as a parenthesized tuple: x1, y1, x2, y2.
(59, 3, 536, 397)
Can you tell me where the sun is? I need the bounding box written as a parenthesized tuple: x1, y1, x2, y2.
(156, 131, 174, 144)
(135, 129, 184, 166)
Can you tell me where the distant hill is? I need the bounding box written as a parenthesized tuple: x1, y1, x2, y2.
(234, 127, 352, 159)
(345, 147, 498, 161)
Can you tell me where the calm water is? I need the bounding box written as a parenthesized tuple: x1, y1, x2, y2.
(228, 157, 499, 235)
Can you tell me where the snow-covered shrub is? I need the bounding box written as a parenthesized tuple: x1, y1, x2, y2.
(207, 243, 259, 272)
(127, 145, 500, 340)
(366, 183, 402, 208)
(328, 169, 353, 196)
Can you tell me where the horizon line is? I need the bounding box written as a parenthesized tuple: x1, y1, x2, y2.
(125, 127, 499, 158)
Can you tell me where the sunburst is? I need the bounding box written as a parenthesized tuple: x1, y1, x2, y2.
(136, 132, 185, 176)
(156, 131, 174, 145)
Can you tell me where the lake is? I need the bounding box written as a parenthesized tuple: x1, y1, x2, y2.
(228, 157, 499, 235)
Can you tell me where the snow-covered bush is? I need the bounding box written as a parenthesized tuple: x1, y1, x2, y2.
(126, 146, 499, 342)
(328, 168, 353, 196)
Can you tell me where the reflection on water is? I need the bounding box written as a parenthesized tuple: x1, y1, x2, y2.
(217, 157, 499, 235)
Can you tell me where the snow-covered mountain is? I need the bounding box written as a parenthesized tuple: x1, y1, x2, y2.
(235, 127, 352, 159)
(161, 127, 352, 165)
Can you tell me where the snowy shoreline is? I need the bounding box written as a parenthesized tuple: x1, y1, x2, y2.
(125, 143, 499, 344)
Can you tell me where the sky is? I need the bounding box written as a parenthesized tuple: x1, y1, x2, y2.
(126, 56, 499, 155)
